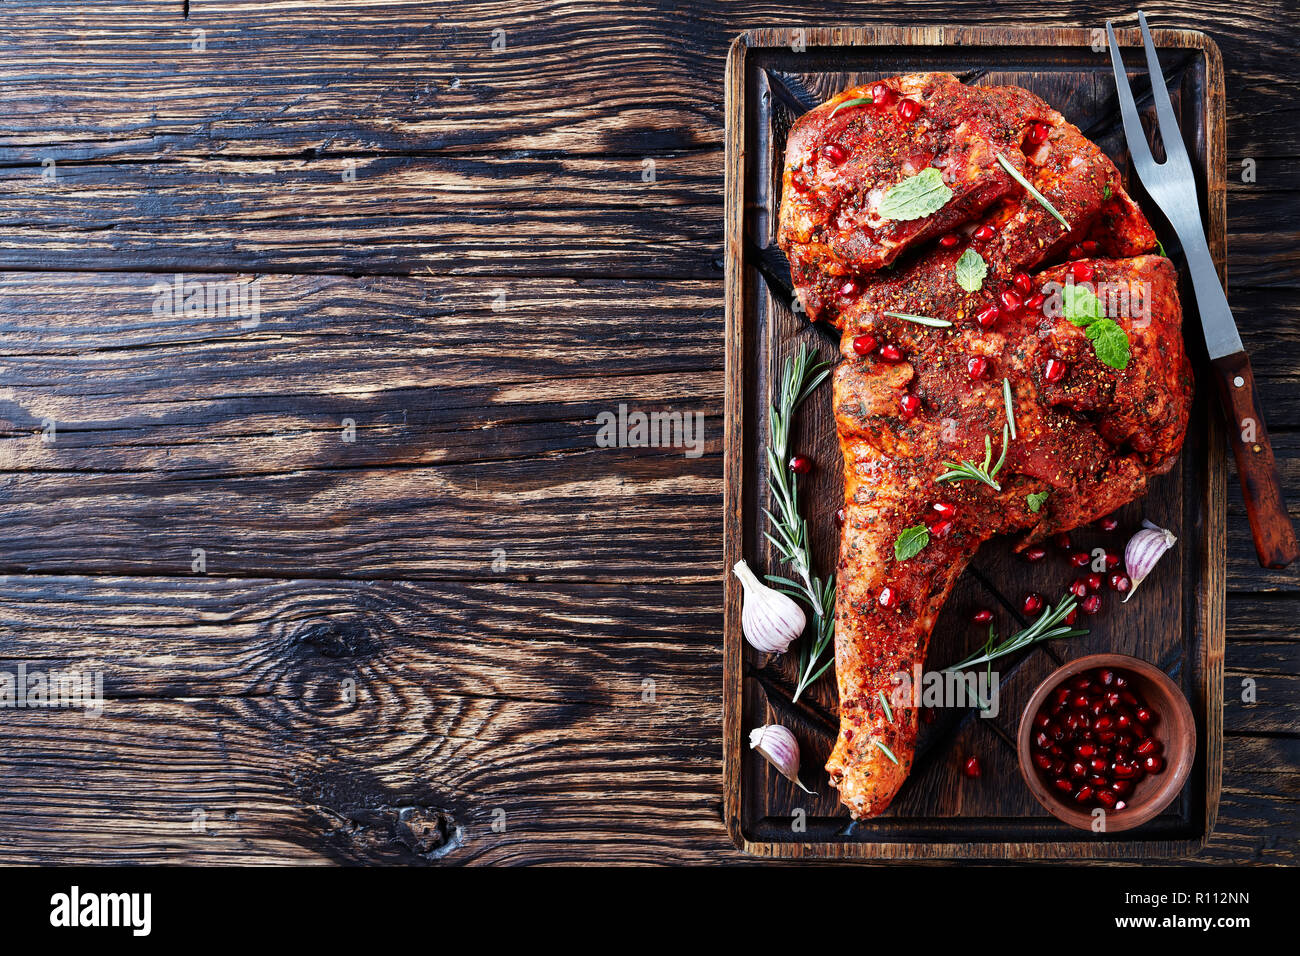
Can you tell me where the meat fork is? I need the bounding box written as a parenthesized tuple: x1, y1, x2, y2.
(1107, 12, 1298, 569)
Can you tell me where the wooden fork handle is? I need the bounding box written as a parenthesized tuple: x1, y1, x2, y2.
(1212, 351, 1298, 569)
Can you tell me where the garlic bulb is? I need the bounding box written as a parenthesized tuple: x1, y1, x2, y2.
(749, 724, 815, 794)
(733, 559, 806, 653)
(1122, 520, 1178, 603)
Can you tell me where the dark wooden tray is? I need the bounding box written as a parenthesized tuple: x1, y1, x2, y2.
(723, 26, 1226, 859)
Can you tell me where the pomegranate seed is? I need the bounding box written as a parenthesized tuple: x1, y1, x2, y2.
(1135, 738, 1160, 756)
(1024, 546, 1047, 562)
(1054, 533, 1072, 550)
(1022, 592, 1044, 615)
(1064, 609, 1078, 625)
(1089, 756, 1109, 773)
(839, 278, 862, 297)
(967, 355, 990, 379)
(1027, 121, 1051, 145)
(1112, 762, 1140, 780)
(1098, 516, 1119, 532)
(1069, 551, 1090, 568)
(974, 305, 999, 329)
(1034, 752, 1053, 772)
(1043, 358, 1067, 383)
(1109, 572, 1131, 593)
(823, 143, 849, 164)
(1034, 712, 1051, 729)
(1053, 777, 1073, 794)
(1099, 669, 1116, 686)
(1013, 272, 1033, 295)
(1069, 760, 1086, 778)
(1086, 573, 1103, 592)
(932, 501, 958, 518)
(1081, 240, 1099, 254)
(930, 519, 954, 538)
(1094, 715, 1114, 732)
(1142, 754, 1164, 774)
(1069, 244, 1084, 257)
(789, 455, 813, 474)
(1075, 742, 1096, 758)
(879, 586, 895, 608)
(897, 98, 920, 121)
(1115, 800, 1128, 810)
(999, 289, 1023, 311)
(1074, 785, 1094, 804)
(899, 393, 921, 419)
(1104, 552, 1121, 570)
(963, 756, 981, 777)
(1135, 706, 1155, 724)
(1096, 789, 1118, 809)
(1025, 292, 1046, 311)
(973, 224, 996, 241)
(971, 607, 994, 625)
(878, 343, 903, 362)
(1070, 261, 1094, 283)
(871, 82, 893, 104)
(1081, 594, 1102, 615)
(1111, 779, 1134, 797)
(852, 333, 878, 355)
(1069, 578, 1088, 598)
(939, 233, 960, 248)
(834, 507, 845, 527)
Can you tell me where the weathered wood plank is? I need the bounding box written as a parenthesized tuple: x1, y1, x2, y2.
(0, 153, 721, 277)
(0, 574, 724, 864)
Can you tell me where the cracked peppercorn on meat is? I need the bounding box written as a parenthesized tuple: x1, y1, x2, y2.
(775, 73, 1192, 819)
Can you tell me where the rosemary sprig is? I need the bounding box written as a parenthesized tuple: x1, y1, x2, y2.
(873, 739, 900, 765)
(1002, 377, 1018, 441)
(995, 153, 1070, 229)
(830, 96, 874, 118)
(936, 422, 1010, 491)
(761, 344, 836, 702)
(944, 595, 1088, 672)
(884, 310, 952, 328)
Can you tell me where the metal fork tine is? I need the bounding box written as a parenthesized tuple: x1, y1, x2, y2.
(1105, 20, 1156, 173)
(1138, 10, 1190, 165)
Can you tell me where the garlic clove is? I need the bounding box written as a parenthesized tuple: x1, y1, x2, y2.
(1122, 521, 1178, 603)
(749, 724, 815, 794)
(733, 559, 806, 654)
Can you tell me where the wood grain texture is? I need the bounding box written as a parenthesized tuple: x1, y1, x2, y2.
(0, 0, 1294, 865)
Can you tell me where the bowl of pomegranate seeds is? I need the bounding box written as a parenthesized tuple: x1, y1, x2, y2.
(1017, 653, 1195, 832)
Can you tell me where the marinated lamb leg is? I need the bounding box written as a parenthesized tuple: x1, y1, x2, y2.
(776, 74, 1192, 819)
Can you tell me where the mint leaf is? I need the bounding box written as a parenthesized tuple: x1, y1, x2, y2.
(1063, 284, 1104, 326)
(877, 168, 953, 222)
(893, 524, 931, 561)
(1086, 319, 1130, 370)
(1026, 491, 1049, 513)
(954, 248, 987, 292)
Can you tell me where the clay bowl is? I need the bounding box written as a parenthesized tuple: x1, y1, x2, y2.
(1017, 653, 1195, 833)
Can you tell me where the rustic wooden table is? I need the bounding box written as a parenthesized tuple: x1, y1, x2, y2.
(0, 0, 1293, 865)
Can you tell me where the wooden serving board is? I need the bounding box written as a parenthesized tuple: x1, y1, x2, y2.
(723, 26, 1226, 859)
